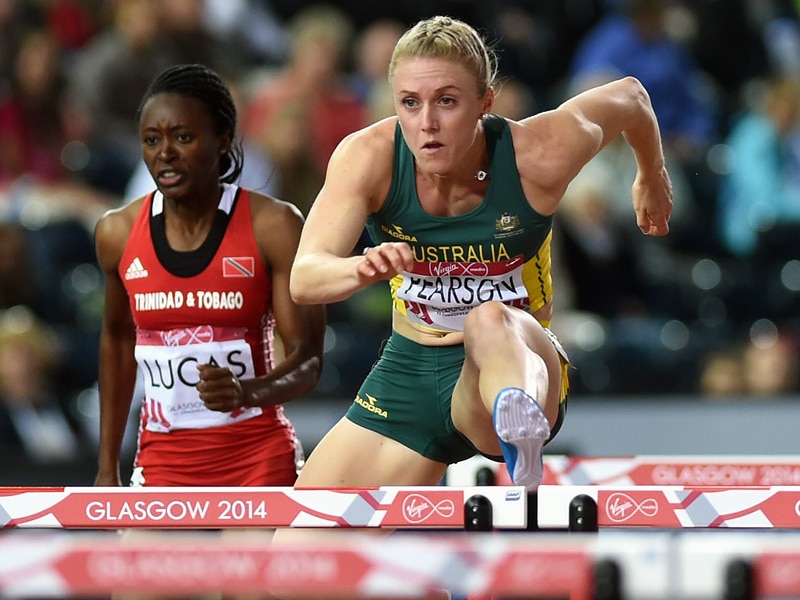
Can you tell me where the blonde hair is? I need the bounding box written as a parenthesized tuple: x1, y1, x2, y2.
(388, 16, 498, 96)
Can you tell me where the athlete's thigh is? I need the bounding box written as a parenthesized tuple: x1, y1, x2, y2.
(295, 417, 448, 488)
(451, 307, 563, 449)
(450, 367, 500, 457)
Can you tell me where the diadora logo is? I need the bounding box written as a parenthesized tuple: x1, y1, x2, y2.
(381, 224, 418, 242)
(125, 257, 149, 280)
(354, 393, 388, 418)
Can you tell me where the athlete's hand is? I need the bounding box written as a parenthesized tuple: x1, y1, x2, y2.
(632, 165, 673, 236)
(197, 364, 246, 412)
(357, 242, 415, 282)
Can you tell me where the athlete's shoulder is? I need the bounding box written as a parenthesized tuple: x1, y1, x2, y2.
(506, 111, 567, 172)
(95, 197, 145, 239)
(336, 116, 397, 158)
(505, 113, 542, 143)
(244, 188, 304, 228)
(95, 198, 145, 270)
(243, 188, 304, 264)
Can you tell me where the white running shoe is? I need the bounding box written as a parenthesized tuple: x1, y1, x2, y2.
(492, 387, 550, 490)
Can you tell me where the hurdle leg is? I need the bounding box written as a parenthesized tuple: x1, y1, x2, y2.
(464, 494, 493, 532)
(526, 491, 538, 531)
(475, 466, 496, 486)
(723, 559, 754, 600)
(593, 559, 622, 600)
(569, 494, 598, 532)
(462, 495, 494, 600)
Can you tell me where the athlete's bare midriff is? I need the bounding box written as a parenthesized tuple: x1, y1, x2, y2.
(391, 299, 555, 347)
(392, 309, 465, 346)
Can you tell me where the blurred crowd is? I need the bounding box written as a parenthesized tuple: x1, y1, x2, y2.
(1, 0, 800, 476)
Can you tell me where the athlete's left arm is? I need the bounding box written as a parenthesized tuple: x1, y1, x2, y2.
(516, 76, 672, 235)
(246, 193, 326, 406)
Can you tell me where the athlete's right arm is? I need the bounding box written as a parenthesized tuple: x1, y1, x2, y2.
(93, 205, 139, 487)
(290, 120, 415, 305)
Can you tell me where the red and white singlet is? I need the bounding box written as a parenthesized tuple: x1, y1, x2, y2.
(119, 185, 302, 486)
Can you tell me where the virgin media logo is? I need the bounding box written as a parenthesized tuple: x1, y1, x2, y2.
(401, 494, 456, 524)
(427, 263, 490, 277)
(162, 326, 214, 346)
(605, 492, 659, 523)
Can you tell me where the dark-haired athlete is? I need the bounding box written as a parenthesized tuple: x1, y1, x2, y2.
(94, 64, 326, 487)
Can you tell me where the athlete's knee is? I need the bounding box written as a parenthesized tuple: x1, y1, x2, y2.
(464, 301, 519, 344)
(465, 300, 509, 328)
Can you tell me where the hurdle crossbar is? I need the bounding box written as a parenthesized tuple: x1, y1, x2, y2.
(0, 485, 527, 530)
(446, 454, 800, 487)
(8, 530, 800, 598)
(448, 454, 800, 487)
(541, 455, 800, 486)
(0, 531, 592, 598)
(537, 484, 800, 529)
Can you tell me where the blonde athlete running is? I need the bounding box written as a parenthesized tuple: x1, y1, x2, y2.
(288, 16, 672, 494)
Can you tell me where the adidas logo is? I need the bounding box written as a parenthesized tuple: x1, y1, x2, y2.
(125, 257, 149, 280)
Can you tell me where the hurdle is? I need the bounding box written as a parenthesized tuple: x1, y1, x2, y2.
(0, 485, 527, 530)
(537, 485, 800, 530)
(0, 530, 594, 599)
(446, 455, 800, 531)
(533, 456, 800, 531)
(7, 529, 800, 598)
(540, 455, 800, 486)
(446, 454, 800, 487)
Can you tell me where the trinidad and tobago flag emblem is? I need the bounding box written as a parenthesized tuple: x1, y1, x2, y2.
(222, 256, 255, 278)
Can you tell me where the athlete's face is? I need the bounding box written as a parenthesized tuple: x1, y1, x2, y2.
(139, 93, 230, 201)
(392, 57, 492, 177)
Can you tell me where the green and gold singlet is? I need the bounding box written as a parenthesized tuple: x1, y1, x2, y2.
(366, 114, 555, 332)
(348, 115, 567, 464)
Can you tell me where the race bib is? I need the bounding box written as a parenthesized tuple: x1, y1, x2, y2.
(396, 256, 531, 332)
(135, 326, 262, 432)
